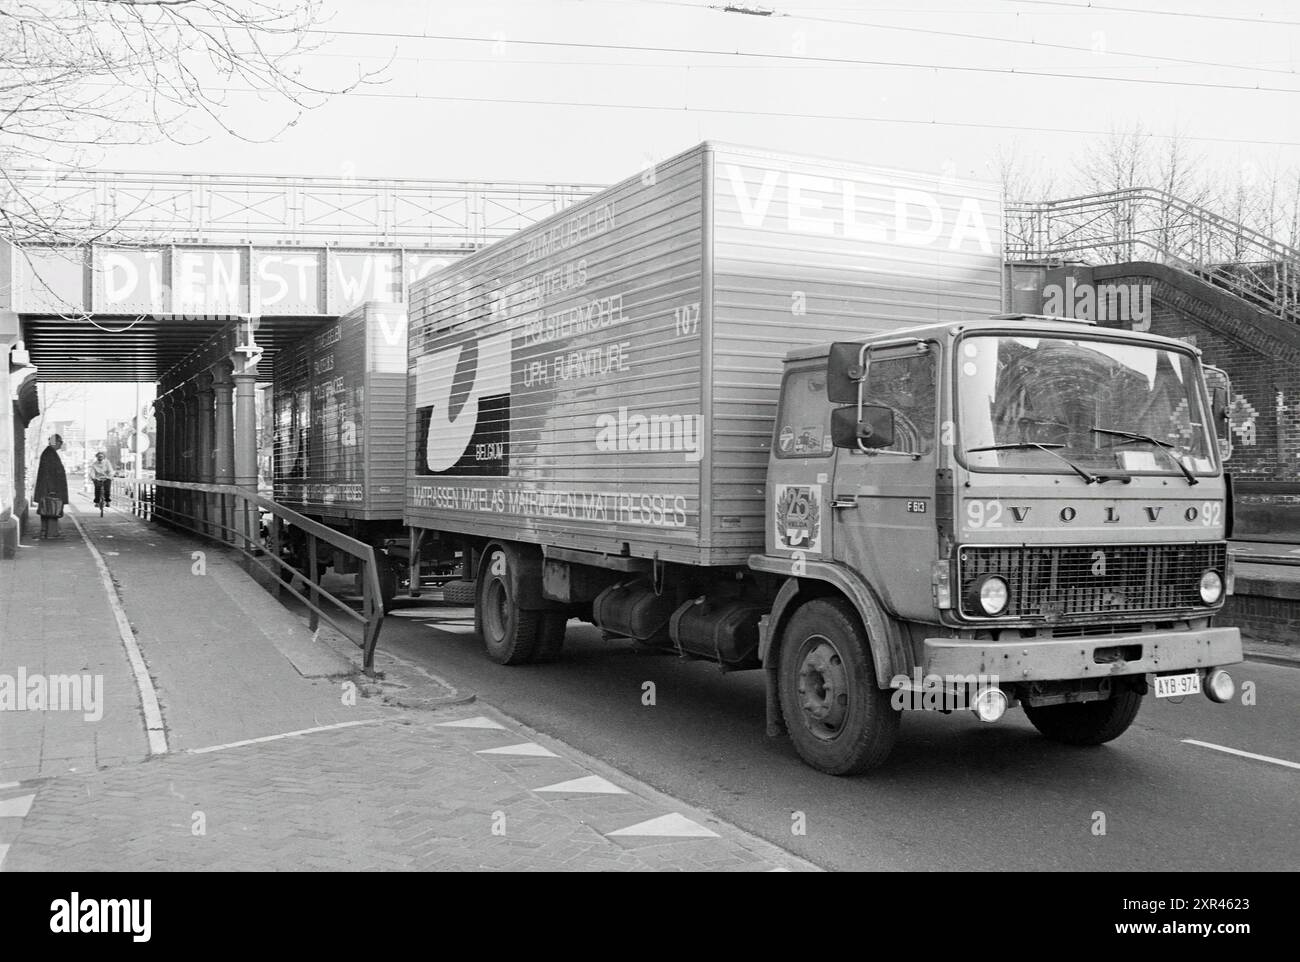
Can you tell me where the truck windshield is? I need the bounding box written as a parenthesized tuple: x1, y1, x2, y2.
(957, 334, 1216, 477)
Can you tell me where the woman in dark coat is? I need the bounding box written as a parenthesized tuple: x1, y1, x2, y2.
(33, 434, 69, 540)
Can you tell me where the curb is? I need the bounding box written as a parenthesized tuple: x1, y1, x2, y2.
(1243, 647, 1300, 669)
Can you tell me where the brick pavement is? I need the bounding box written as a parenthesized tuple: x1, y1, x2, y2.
(0, 497, 813, 872)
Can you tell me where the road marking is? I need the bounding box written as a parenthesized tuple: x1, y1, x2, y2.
(436, 716, 506, 730)
(188, 720, 380, 754)
(1182, 739, 1300, 771)
(0, 782, 20, 791)
(69, 511, 168, 755)
(536, 775, 627, 795)
(0, 844, 8, 871)
(0, 794, 35, 818)
(476, 742, 558, 757)
(608, 813, 719, 838)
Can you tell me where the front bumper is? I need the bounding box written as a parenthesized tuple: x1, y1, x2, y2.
(923, 626, 1242, 683)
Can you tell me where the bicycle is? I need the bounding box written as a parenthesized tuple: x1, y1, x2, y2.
(92, 478, 112, 517)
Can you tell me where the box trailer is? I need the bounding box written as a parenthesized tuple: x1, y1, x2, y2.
(271, 301, 409, 599)
(402, 142, 1241, 775)
(405, 142, 1002, 564)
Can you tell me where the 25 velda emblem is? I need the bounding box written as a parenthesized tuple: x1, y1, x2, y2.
(775, 484, 822, 553)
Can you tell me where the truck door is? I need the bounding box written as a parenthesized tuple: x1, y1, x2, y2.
(831, 343, 940, 619)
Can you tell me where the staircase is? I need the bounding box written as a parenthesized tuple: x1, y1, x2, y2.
(1006, 188, 1300, 327)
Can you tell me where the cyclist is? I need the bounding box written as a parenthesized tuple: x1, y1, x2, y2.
(90, 451, 115, 509)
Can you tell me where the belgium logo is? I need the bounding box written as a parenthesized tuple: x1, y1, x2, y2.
(775, 484, 822, 553)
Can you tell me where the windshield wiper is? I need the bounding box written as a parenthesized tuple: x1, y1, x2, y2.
(967, 441, 1103, 484)
(1091, 427, 1198, 486)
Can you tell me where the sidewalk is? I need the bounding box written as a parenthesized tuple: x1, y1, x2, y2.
(0, 497, 811, 872)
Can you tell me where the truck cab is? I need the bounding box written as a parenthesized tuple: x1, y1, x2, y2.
(752, 316, 1242, 774)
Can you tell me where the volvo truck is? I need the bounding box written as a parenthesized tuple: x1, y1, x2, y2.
(402, 142, 1242, 773)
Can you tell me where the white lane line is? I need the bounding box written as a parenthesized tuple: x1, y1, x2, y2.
(0, 844, 9, 871)
(1182, 739, 1300, 771)
(0, 782, 20, 791)
(69, 511, 168, 755)
(607, 813, 719, 838)
(436, 716, 506, 730)
(187, 719, 380, 754)
(0, 794, 35, 818)
(536, 775, 628, 795)
(475, 742, 558, 757)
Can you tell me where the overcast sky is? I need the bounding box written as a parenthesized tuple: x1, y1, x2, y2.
(43, 0, 1300, 434)
(94, 0, 1299, 188)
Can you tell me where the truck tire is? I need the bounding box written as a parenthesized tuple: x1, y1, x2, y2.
(441, 579, 477, 606)
(476, 548, 541, 665)
(777, 597, 899, 775)
(531, 612, 568, 663)
(1023, 689, 1143, 746)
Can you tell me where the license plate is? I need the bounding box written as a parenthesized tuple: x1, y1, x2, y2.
(1154, 672, 1201, 698)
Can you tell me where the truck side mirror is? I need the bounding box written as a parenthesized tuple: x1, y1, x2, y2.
(1211, 386, 1229, 434)
(831, 405, 895, 450)
(1203, 365, 1232, 462)
(827, 342, 864, 404)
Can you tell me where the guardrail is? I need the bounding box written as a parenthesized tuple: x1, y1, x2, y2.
(1006, 187, 1300, 326)
(123, 478, 384, 671)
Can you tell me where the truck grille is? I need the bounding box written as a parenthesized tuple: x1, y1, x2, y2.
(958, 542, 1226, 619)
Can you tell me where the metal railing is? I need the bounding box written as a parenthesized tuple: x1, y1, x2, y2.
(124, 478, 384, 671)
(6, 168, 603, 248)
(1006, 187, 1300, 326)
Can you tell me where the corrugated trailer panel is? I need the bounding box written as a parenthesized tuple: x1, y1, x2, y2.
(361, 303, 408, 517)
(406, 149, 708, 564)
(404, 142, 1004, 567)
(706, 145, 1004, 560)
(273, 302, 407, 520)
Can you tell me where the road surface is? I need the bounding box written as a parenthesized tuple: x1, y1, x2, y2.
(380, 600, 1298, 872)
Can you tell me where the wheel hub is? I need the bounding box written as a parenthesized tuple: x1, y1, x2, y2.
(484, 578, 509, 642)
(797, 637, 849, 739)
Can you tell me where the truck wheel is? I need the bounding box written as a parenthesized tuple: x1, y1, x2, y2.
(441, 579, 477, 606)
(532, 613, 568, 663)
(476, 548, 541, 665)
(777, 598, 899, 775)
(1024, 689, 1143, 746)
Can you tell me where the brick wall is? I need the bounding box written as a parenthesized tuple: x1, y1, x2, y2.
(1093, 267, 1300, 486)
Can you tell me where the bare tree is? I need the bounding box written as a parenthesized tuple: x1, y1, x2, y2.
(1149, 128, 1212, 261)
(1070, 123, 1153, 261)
(1074, 122, 1150, 196)
(0, 0, 384, 246)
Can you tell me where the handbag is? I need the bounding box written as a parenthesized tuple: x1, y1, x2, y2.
(39, 496, 63, 518)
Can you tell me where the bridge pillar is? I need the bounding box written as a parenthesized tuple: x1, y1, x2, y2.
(195, 372, 214, 536)
(211, 361, 235, 544)
(152, 393, 170, 521)
(232, 353, 260, 550)
(160, 393, 175, 481)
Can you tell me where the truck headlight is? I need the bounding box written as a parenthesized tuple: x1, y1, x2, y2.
(968, 574, 1009, 616)
(1199, 569, 1224, 605)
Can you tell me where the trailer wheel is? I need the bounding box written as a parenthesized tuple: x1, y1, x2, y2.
(531, 613, 568, 663)
(475, 548, 541, 665)
(1024, 689, 1143, 746)
(777, 598, 899, 775)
